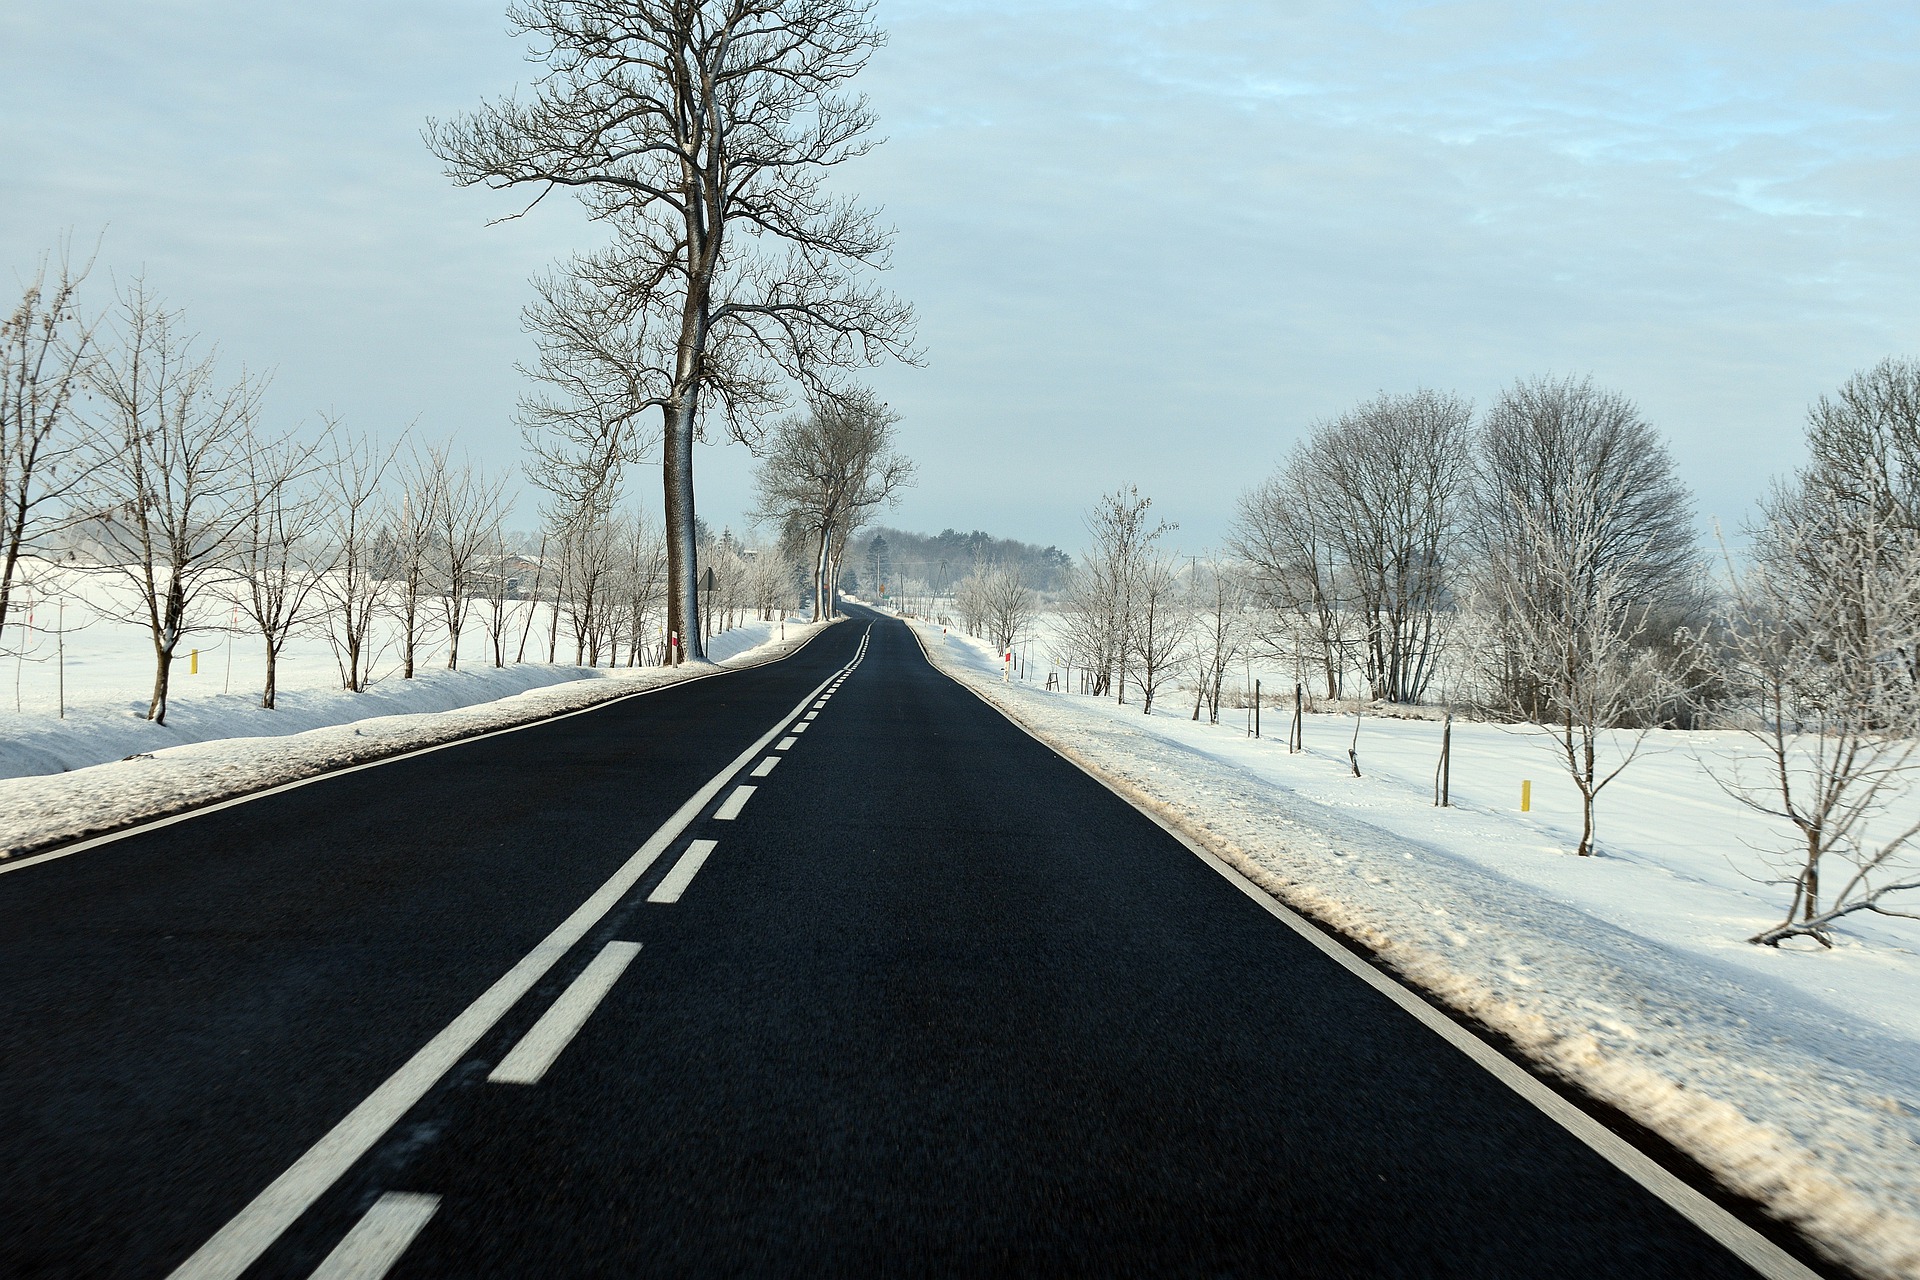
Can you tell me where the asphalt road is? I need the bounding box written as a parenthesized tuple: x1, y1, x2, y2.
(0, 609, 1798, 1277)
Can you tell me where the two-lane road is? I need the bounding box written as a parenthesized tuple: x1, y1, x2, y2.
(0, 611, 1812, 1276)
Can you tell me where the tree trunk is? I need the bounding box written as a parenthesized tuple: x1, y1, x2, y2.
(149, 645, 173, 725)
(663, 397, 703, 662)
(262, 640, 278, 710)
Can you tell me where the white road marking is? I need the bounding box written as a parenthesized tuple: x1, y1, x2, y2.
(789, 721, 809, 733)
(647, 840, 718, 904)
(489, 941, 642, 1085)
(163, 664, 840, 1280)
(802, 711, 818, 721)
(750, 757, 779, 778)
(813, 700, 828, 708)
(307, 1192, 439, 1280)
(917, 623, 1821, 1280)
(713, 786, 756, 821)
(776, 736, 798, 751)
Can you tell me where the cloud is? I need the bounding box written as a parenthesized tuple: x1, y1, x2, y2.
(3, 0, 1916, 549)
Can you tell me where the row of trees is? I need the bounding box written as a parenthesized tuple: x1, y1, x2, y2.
(934, 363, 1920, 947)
(2, 250, 818, 723)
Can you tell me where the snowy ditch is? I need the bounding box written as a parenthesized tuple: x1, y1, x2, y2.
(914, 619, 1920, 1280)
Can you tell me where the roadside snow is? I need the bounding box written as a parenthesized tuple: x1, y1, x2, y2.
(913, 619, 1920, 1280)
(0, 618, 833, 865)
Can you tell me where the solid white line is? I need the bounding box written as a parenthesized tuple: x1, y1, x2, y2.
(776, 737, 798, 751)
(713, 786, 756, 821)
(1, 622, 845, 880)
(647, 840, 718, 905)
(750, 757, 779, 778)
(907, 620, 1820, 1280)
(488, 941, 642, 1084)
(163, 665, 839, 1280)
(307, 1192, 439, 1280)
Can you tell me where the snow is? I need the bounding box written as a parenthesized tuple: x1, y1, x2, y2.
(914, 618, 1920, 1280)
(0, 564, 831, 862)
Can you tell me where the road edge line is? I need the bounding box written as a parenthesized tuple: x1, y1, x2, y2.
(902, 618, 1822, 1280)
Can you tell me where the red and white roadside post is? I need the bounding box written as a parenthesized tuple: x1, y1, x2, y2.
(1003, 649, 1013, 682)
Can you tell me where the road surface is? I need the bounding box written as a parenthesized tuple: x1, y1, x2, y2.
(0, 609, 1815, 1277)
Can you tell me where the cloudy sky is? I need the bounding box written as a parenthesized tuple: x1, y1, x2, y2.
(3, 0, 1916, 552)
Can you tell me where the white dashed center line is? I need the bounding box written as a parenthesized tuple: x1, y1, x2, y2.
(649, 839, 718, 904)
(307, 1192, 439, 1280)
(713, 786, 756, 820)
(789, 721, 809, 733)
(750, 757, 779, 778)
(776, 736, 798, 751)
(489, 941, 642, 1086)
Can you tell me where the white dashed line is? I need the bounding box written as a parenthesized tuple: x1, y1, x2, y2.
(713, 786, 756, 820)
(648, 840, 718, 904)
(164, 661, 839, 1280)
(307, 1192, 439, 1280)
(750, 757, 779, 778)
(489, 941, 642, 1085)
(776, 736, 798, 751)
(789, 721, 809, 733)
(802, 712, 817, 721)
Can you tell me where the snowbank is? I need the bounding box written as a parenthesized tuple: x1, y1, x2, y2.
(0, 618, 833, 865)
(914, 620, 1920, 1280)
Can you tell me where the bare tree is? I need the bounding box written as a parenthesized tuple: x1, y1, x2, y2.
(957, 563, 1035, 657)
(428, 0, 916, 661)
(1229, 463, 1350, 701)
(751, 391, 913, 622)
(432, 450, 509, 670)
(1, 246, 100, 642)
(1471, 376, 1698, 720)
(616, 510, 667, 664)
(389, 445, 448, 679)
(1188, 557, 1250, 723)
(1307, 390, 1471, 703)
(85, 281, 267, 724)
(1130, 551, 1190, 715)
(1491, 478, 1684, 857)
(318, 425, 398, 691)
(1065, 486, 1173, 705)
(1705, 367, 1920, 945)
(226, 427, 329, 708)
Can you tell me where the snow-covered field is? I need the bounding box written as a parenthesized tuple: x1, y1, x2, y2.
(0, 564, 827, 862)
(915, 618, 1920, 1280)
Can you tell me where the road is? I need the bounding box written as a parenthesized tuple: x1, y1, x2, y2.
(0, 608, 1812, 1277)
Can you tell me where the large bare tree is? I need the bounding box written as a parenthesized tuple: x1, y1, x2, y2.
(428, 0, 915, 661)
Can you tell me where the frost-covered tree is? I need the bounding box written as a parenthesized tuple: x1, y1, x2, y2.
(1470, 376, 1698, 721)
(1130, 551, 1190, 715)
(1188, 557, 1250, 723)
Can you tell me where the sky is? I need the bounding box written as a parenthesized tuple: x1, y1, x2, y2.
(3, 0, 1917, 554)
